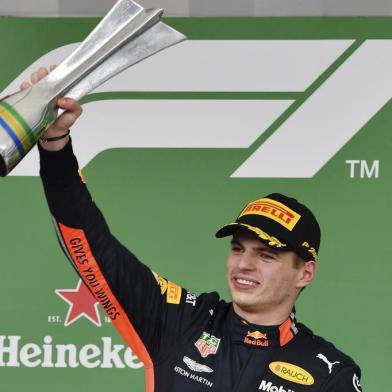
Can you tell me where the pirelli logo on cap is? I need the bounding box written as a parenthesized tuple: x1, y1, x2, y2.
(239, 198, 301, 231)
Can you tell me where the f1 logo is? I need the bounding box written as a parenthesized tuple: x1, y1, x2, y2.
(4, 40, 390, 178)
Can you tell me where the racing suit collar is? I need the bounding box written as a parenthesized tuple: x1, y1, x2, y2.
(230, 307, 298, 348)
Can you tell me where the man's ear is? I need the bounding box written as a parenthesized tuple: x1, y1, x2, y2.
(297, 260, 316, 289)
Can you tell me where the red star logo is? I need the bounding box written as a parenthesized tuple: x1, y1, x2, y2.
(56, 279, 101, 327)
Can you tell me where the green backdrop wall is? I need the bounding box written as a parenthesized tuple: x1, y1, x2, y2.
(0, 16, 390, 391)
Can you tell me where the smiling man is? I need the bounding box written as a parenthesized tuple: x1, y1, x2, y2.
(227, 230, 313, 325)
(219, 193, 318, 327)
(28, 67, 362, 391)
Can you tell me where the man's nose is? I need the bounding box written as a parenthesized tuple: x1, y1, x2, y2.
(237, 252, 256, 270)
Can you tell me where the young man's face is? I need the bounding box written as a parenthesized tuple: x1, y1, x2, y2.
(226, 229, 313, 323)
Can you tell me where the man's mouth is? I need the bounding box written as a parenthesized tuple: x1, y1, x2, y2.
(233, 277, 260, 289)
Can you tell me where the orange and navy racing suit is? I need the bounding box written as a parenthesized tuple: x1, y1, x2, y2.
(39, 140, 362, 392)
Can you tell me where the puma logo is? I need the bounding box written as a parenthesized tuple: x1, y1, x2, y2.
(316, 353, 340, 374)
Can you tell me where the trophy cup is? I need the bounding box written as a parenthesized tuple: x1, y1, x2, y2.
(0, 0, 186, 176)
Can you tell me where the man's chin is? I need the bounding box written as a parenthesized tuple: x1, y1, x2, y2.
(232, 294, 260, 313)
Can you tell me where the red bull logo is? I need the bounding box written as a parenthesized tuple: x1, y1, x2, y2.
(247, 331, 268, 340)
(244, 331, 269, 347)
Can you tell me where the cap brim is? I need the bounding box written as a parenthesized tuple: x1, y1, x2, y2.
(215, 223, 241, 238)
(216, 222, 289, 250)
(216, 222, 317, 261)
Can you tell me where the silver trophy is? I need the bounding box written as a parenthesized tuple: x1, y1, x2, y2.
(0, 0, 186, 176)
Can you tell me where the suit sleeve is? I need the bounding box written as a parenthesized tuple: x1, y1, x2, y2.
(322, 365, 363, 392)
(39, 140, 213, 367)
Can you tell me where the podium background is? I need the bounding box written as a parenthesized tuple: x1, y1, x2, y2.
(0, 16, 390, 391)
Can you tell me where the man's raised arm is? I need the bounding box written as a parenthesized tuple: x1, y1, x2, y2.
(26, 68, 208, 380)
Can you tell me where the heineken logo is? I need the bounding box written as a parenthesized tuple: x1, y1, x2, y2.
(194, 332, 221, 358)
(0, 335, 143, 369)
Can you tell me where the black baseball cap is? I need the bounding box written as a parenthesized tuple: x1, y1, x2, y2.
(215, 193, 321, 261)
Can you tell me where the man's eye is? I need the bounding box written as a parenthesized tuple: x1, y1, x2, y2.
(260, 253, 275, 261)
(231, 246, 242, 252)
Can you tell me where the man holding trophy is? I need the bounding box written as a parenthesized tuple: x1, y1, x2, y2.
(1, 0, 361, 390)
(19, 65, 362, 391)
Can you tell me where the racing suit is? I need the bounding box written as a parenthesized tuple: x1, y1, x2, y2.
(39, 140, 363, 392)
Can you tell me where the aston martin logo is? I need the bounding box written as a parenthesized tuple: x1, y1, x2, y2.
(183, 356, 213, 373)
